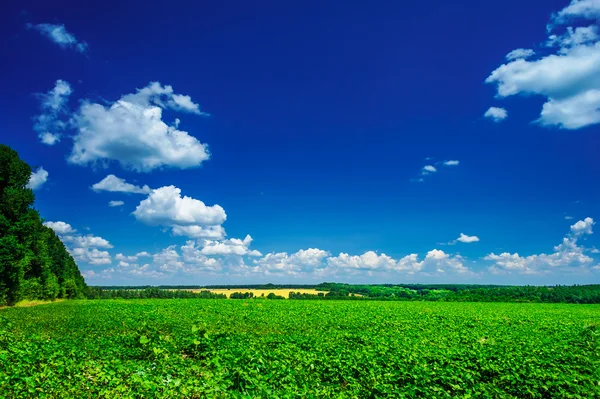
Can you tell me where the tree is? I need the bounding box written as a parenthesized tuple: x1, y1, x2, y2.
(0, 145, 87, 305)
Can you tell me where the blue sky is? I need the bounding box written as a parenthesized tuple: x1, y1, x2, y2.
(2, 0, 600, 285)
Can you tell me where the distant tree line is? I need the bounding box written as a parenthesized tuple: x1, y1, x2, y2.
(88, 284, 600, 304)
(87, 287, 227, 299)
(315, 283, 600, 304)
(0, 145, 87, 305)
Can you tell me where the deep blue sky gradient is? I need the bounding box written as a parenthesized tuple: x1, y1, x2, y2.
(1, 0, 599, 284)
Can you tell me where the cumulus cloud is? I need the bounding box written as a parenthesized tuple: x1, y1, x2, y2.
(116, 253, 139, 263)
(486, 1, 600, 129)
(92, 175, 152, 194)
(133, 186, 226, 239)
(570, 216, 594, 235)
(71, 248, 111, 265)
(98, 238, 481, 281)
(26, 167, 48, 190)
(486, 217, 595, 274)
(547, 26, 599, 48)
(327, 251, 399, 271)
(200, 235, 261, 256)
(109, 200, 124, 207)
(422, 165, 437, 175)
(505, 48, 536, 61)
(421, 250, 470, 274)
(33, 80, 72, 145)
(81, 269, 114, 280)
(27, 23, 88, 53)
(69, 82, 210, 171)
(253, 248, 330, 276)
(43, 221, 76, 235)
(62, 234, 113, 249)
(43, 220, 113, 266)
(152, 246, 184, 273)
(324, 250, 468, 276)
(456, 233, 480, 243)
(443, 160, 460, 166)
(484, 107, 508, 122)
(171, 225, 226, 240)
(551, 0, 600, 25)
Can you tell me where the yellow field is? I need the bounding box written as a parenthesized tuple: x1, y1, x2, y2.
(190, 288, 327, 298)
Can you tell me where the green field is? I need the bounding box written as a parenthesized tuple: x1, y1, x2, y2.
(1, 300, 599, 398)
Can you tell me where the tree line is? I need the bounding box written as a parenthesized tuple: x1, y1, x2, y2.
(86, 287, 226, 299)
(315, 283, 600, 304)
(0, 145, 87, 305)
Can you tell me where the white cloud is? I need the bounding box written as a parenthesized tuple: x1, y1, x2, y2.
(71, 248, 111, 265)
(565, 215, 574, 220)
(538, 89, 600, 129)
(570, 216, 594, 235)
(27, 23, 88, 52)
(327, 251, 411, 272)
(115, 253, 139, 263)
(152, 246, 184, 273)
(506, 48, 535, 61)
(92, 175, 152, 194)
(201, 235, 261, 257)
(415, 161, 458, 181)
(171, 225, 226, 240)
(422, 249, 470, 274)
(43, 220, 114, 266)
(133, 186, 226, 238)
(252, 248, 330, 276)
(180, 241, 223, 272)
(443, 160, 460, 166)
(486, 1, 600, 129)
(422, 165, 437, 175)
(43, 221, 76, 235)
(62, 234, 113, 249)
(551, 0, 600, 25)
(591, 248, 600, 254)
(486, 217, 595, 274)
(547, 26, 599, 48)
(116, 253, 138, 262)
(456, 233, 480, 243)
(26, 167, 48, 190)
(33, 80, 72, 145)
(324, 250, 468, 276)
(136, 251, 152, 257)
(484, 107, 508, 122)
(69, 82, 210, 171)
(109, 200, 124, 207)
(81, 268, 114, 280)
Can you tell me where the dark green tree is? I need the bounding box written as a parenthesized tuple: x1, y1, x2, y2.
(0, 145, 87, 304)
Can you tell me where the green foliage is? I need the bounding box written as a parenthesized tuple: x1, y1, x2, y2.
(230, 291, 254, 299)
(317, 282, 600, 303)
(0, 300, 598, 398)
(87, 287, 227, 299)
(0, 145, 86, 305)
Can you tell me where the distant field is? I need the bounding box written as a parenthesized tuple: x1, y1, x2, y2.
(192, 288, 327, 298)
(1, 300, 599, 398)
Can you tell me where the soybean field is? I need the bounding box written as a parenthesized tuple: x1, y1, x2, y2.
(1, 300, 599, 398)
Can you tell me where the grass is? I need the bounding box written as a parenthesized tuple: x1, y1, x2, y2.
(0, 298, 64, 310)
(1, 299, 599, 398)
